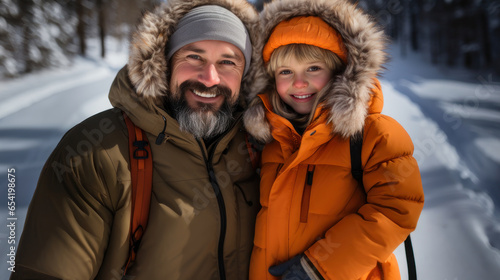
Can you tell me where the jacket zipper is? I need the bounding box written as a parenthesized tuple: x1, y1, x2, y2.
(195, 115, 241, 280)
(208, 162, 227, 280)
(197, 139, 227, 280)
(300, 165, 315, 223)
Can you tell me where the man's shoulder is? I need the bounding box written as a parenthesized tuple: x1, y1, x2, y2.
(62, 108, 126, 144)
(77, 108, 125, 130)
(53, 108, 128, 167)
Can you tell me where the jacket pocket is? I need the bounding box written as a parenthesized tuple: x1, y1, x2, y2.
(300, 165, 315, 223)
(234, 182, 260, 270)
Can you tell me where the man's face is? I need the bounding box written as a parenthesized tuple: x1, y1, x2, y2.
(169, 40, 245, 112)
(168, 40, 246, 139)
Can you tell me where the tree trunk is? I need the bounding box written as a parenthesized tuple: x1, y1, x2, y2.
(19, 0, 33, 73)
(480, 10, 491, 67)
(410, 0, 419, 51)
(77, 0, 86, 56)
(97, 0, 106, 58)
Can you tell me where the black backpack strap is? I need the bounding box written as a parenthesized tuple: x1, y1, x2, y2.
(349, 132, 363, 185)
(349, 131, 417, 280)
(404, 235, 417, 280)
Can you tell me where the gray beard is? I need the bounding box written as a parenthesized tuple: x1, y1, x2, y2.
(174, 100, 236, 139)
(167, 81, 237, 139)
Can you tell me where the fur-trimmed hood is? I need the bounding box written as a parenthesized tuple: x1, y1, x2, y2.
(126, 0, 261, 110)
(243, 0, 389, 143)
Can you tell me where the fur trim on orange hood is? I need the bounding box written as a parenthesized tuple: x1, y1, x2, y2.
(243, 0, 389, 143)
(126, 0, 263, 111)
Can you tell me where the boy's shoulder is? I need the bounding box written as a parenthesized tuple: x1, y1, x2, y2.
(363, 113, 413, 149)
(365, 113, 408, 135)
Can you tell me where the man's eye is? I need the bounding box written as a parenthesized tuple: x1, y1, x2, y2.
(187, 54, 202, 60)
(221, 60, 236, 65)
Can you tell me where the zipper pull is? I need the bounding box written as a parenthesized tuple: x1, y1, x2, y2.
(301, 165, 315, 223)
(235, 184, 253, 207)
(306, 166, 315, 186)
(155, 115, 167, 145)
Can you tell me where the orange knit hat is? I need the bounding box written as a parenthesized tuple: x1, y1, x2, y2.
(262, 16, 348, 64)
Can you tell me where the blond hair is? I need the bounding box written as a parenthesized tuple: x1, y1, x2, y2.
(266, 44, 345, 128)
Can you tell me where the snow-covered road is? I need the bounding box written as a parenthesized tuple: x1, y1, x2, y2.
(0, 57, 118, 277)
(0, 57, 117, 207)
(383, 44, 500, 279)
(1, 43, 499, 279)
(382, 80, 500, 279)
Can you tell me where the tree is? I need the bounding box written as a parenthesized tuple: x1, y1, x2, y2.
(0, 0, 77, 77)
(76, 0, 87, 56)
(96, 0, 106, 58)
(0, 0, 22, 77)
(19, 0, 33, 73)
(357, 0, 497, 72)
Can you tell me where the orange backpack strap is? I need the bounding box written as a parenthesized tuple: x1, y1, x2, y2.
(122, 112, 153, 276)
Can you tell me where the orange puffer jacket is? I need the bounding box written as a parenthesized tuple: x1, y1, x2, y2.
(244, 1, 425, 278)
(249, 83, 424, 280)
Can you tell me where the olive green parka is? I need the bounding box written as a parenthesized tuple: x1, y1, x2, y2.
(12, 0, 263, 279)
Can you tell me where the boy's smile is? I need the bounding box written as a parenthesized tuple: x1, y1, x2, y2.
(274, 56, 332, 114)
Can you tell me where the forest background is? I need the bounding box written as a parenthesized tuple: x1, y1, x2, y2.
(1, 0, 499, 80)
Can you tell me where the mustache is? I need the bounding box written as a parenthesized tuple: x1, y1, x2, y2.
(179, 80, 232, 99)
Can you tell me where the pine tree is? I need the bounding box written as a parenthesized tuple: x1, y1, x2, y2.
(0, 0, 22, 77)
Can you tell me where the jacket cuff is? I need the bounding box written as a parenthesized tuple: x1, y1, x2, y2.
(301, 255, 325, 280)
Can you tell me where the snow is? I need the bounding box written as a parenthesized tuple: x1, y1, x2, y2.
(383, 44, 500, 279)
(381, 81, 463, 171)
(475, 138, 500, 163)
(0, 38, 126, 277)
(0, 39, 499, 279)
(402, 78, 500, 103)
(381, 78, 500, 279)
(0, 64, 113, 120)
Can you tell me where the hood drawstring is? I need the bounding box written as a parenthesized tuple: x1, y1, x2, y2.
(155, 115, 167, 145)
(235, 184, 253, 207)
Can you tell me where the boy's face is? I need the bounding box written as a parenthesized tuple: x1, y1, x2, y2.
(274, 56, 332, 115)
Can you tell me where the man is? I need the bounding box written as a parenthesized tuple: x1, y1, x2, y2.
(12, 0, 262, 279)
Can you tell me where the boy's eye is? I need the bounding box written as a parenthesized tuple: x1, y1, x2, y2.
(308, 66, 321, 71)
(278, 69, 292, 75)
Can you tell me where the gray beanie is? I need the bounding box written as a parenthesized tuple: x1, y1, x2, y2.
(166, 5, 252, 76)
